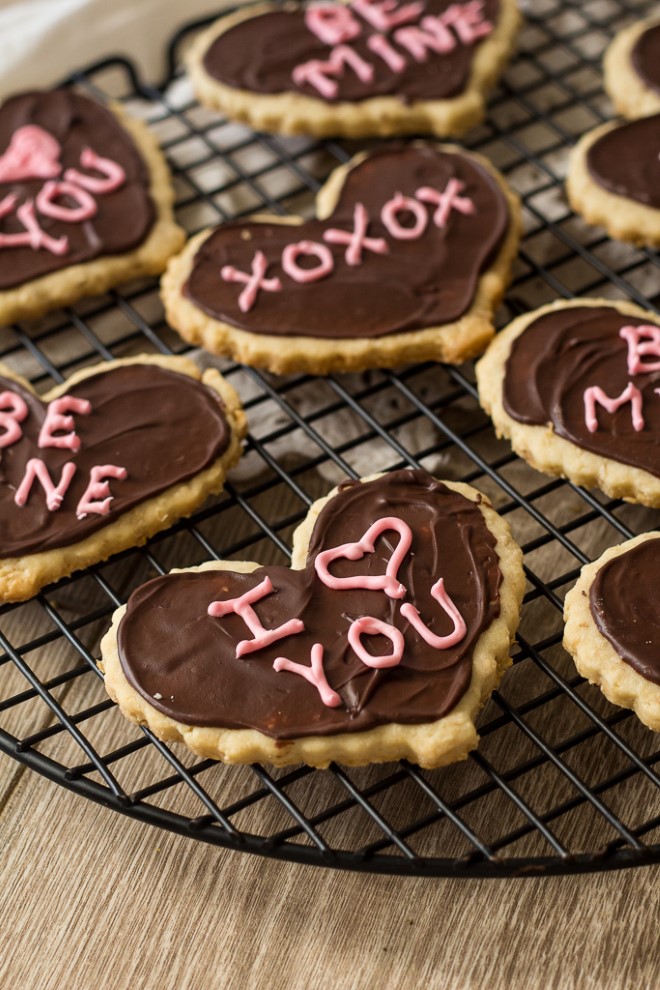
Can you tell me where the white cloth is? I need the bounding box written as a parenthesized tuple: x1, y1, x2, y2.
(0, 0, 234, 97)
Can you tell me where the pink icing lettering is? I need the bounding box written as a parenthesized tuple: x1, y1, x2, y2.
(619, 325, 660, 376)
(380, 193, 427, 240)
(208, 575, 305, 658)
(36, 180, 97, 223)
(416, 179, 475, 227)
(443, 1, 493, 44)
(273, 643, 342, 708)
(367, 33, 407, 72)
(305, 4, 362, 45)
(394, 20, 456, 59)
(64, 147, 126, 195)
(292, 45, 374, 100)
(38, 395, 92, 453)
(282, 240, 334, 283)
(221, 250, 282, 313)
(76, 464, 127, 519)
(0, 195, 68, 256)
(0, 125, 62, 183)
(583, 383, 645, 433)
(0, 390, 29, 449)
(352, 0, 423, 31)
(323, 203, 388, 265)
(14, 458, 77, 511)
(314, 516, 412, 599)
(347, 616, 405, 669)
(400, 578, 466, 648)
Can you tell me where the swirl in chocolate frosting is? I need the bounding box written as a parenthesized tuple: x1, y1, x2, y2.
(0, 90, 155, 291)
(202, 0, 500, 104)
(502, 306, 660, 479)
(184, 145, 510, 339)
(0, 364, 231, 557)
(590, 538, 660, 686)
(586, 114, 660, 210)
(632, 22, 660, 96)
(117, 469, 502, 738)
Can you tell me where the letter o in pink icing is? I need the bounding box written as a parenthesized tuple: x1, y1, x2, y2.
(36, 180, 98, 223)
(380, 193, 428, 240)
(282, 240, 334, 283)
(348, 616, 405, 669)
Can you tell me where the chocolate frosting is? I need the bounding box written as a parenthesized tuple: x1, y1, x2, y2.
(502, 306, 660, 479)
(202, 1, 500, 103)
(117, 469, 502, 738)
(632, 22, 660, 95)
(0, 90, 155, 291)
(586, 114, 660, 210)
(0, 364, 230, 557)
(184, 145, 510, 339)
(590, 538, 660, 686)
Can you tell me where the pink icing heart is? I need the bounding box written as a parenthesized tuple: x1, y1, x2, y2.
(0, 125, 63, 183)
(314, 515, 412, 599)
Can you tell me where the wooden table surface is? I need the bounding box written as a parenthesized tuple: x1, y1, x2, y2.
(1, 745, 658, 990)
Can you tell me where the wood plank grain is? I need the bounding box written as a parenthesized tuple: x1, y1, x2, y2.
(1, 763, 659, 990)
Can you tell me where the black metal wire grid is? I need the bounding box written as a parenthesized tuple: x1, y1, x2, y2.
(2, 0, 660, 878)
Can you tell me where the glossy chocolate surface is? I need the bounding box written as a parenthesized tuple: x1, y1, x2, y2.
(202, 0, 500, 103)
(117, 470, 503, 738)
(184, 145, 510, 339)
(586, 114, 660, 210)
(502, 306, 660, 478)
(0, 90, 154, 290)
(0, 364, 231, 557)
(591, 538, 660, 686)
(631, 22, 660, 95)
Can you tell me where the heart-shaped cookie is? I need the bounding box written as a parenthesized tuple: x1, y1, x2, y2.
(162, 143, 520, 373)
(187, 0, 521, 137)
(567, 113, 660, 247)
(0, 355, 246, 602)
(101, 468, 524, 769)
(477, 298, 660, 507)
(0, 89, 184, 325)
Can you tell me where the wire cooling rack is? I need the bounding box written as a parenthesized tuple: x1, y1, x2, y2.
(1, 0, 660, 879)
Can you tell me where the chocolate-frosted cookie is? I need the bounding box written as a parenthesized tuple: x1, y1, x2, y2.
(564, 533, 660, 732)
(476, 299, 660, 506)
(0, 356, 246, 602)
(604, 17, 660, 119)
(161, 143, 521, 373)
(186, 0, 521, 138)
(0, 89, 184, 325)
(100, 468, 524, 769)
(566, 112, 660, 246)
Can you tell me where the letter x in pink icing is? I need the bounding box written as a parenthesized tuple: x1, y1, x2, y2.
(416, 179, 475, 228)
(619, 324, 660, 376)
(220, 250, 282, 313)
(314, 516, 413, 599)
(323, 202, 388, 265)
(400, 577, 466, 648)
(208, 575, 304, 658)
(273, 643, 341, 707)
(583, 383, 645, 433)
